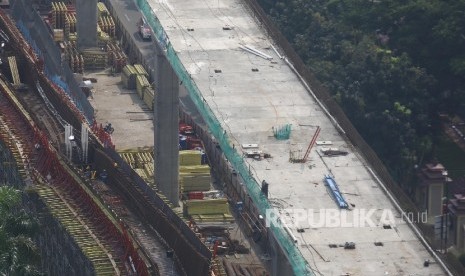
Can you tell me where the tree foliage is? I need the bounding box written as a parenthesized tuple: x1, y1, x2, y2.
(0, 186, 41, 276)
(258, 0, 465, 182)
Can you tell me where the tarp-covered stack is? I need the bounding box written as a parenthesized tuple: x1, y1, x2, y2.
(136, 74, 150, 98)
(119, 149, 155, 187)
(179, 150, 202, 166)
(132, 64, 154, 108)
(179, 165, 211, 192)
(143, 86, 155, 110)
(134, 64, 148, 77)
(121, 65, 138, 89)
(184, 198, 233, 222)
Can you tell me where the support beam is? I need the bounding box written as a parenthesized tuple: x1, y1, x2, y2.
(76, 0, 98, 50)
(154, 54, 179, 206)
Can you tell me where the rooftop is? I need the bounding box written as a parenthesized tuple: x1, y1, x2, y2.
(144, 0, 447, 274)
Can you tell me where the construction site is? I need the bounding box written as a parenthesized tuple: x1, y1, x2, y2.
(0, 0, 458, 275)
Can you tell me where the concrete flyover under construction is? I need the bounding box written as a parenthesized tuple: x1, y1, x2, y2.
(132, 0, 453, 275)
(0, 0, 456, 275)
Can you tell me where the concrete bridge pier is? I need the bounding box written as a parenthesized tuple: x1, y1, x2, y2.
(154, 54, 179, 206)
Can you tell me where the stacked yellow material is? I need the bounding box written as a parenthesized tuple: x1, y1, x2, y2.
(64, 12, 76, 39)
(99, 16, 115, 38)
(179, 164, 211, 192)
(184, 198, 230, 216)
(180, 173, 211, 192)
(143, 163, 154, 180)
(121, 65, 138, 89)
(179, 150, 202, 166)
(97, 2, 110, 17)
(135, 151, 153, 167)
(51, 2, 67, 29)
(134, 64, 149, 77)
(143, 87, 155, 110)
(180, 165, 210, 173)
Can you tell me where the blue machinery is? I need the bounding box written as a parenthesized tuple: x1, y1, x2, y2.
(324, 175, 349, 209)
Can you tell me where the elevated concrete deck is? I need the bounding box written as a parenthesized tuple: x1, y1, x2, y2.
(145, 0, 447, 275)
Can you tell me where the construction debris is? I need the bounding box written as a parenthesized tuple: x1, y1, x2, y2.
(320, 147, 349, 156)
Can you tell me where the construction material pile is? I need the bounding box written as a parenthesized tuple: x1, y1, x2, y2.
(179, 150, 202, 166)
(119, 149, 155, 187)
(184, 198, 232, 221)
(98, 16, 115, 38)
(142, 86, 155, 110)
(48, 2, 116, 43)
(64, 12, 76, 40)
(97, 2, 110, 17)
(136, 74, 150, 98)
(122, 64, 155, 109)
(121, 65, 138, 89)
(134, 64, 148, 77)
(82, 48, 107, 70)
(180, 165, 211, 192)
(63, 41, 84, 73)
(50, 2, 68, 29)
(106, 42, 127, 73)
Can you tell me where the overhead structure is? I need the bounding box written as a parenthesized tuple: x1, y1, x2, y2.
(76, 0, 98, 50)
(154, 54, 180, 206)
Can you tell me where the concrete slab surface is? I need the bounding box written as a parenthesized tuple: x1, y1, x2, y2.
(86, 71, 154, 149)
(144, 0, 448, 275)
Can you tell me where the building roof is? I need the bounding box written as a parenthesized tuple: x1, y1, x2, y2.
(145, 0, 447, 274)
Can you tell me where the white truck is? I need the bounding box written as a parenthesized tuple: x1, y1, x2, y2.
(139, 18, 151, 41)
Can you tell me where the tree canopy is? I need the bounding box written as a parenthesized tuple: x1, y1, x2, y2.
(0, 186, 41, 276)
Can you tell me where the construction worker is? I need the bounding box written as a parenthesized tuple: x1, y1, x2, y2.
(100, 169, 108, 183)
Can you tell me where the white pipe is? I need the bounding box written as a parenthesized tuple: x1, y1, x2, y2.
(271, 44, 283, 59)
(239, 46, 271, 60)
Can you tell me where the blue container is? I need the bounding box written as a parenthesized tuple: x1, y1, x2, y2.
(179, 136, 187, 150)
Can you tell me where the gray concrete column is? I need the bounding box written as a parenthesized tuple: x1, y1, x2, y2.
(76, 0, 98, 50)
(269, 233, 294, 276)
(154, 54, 179, 206)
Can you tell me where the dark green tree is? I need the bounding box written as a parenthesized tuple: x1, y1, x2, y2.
(0, 186, 41, 276)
